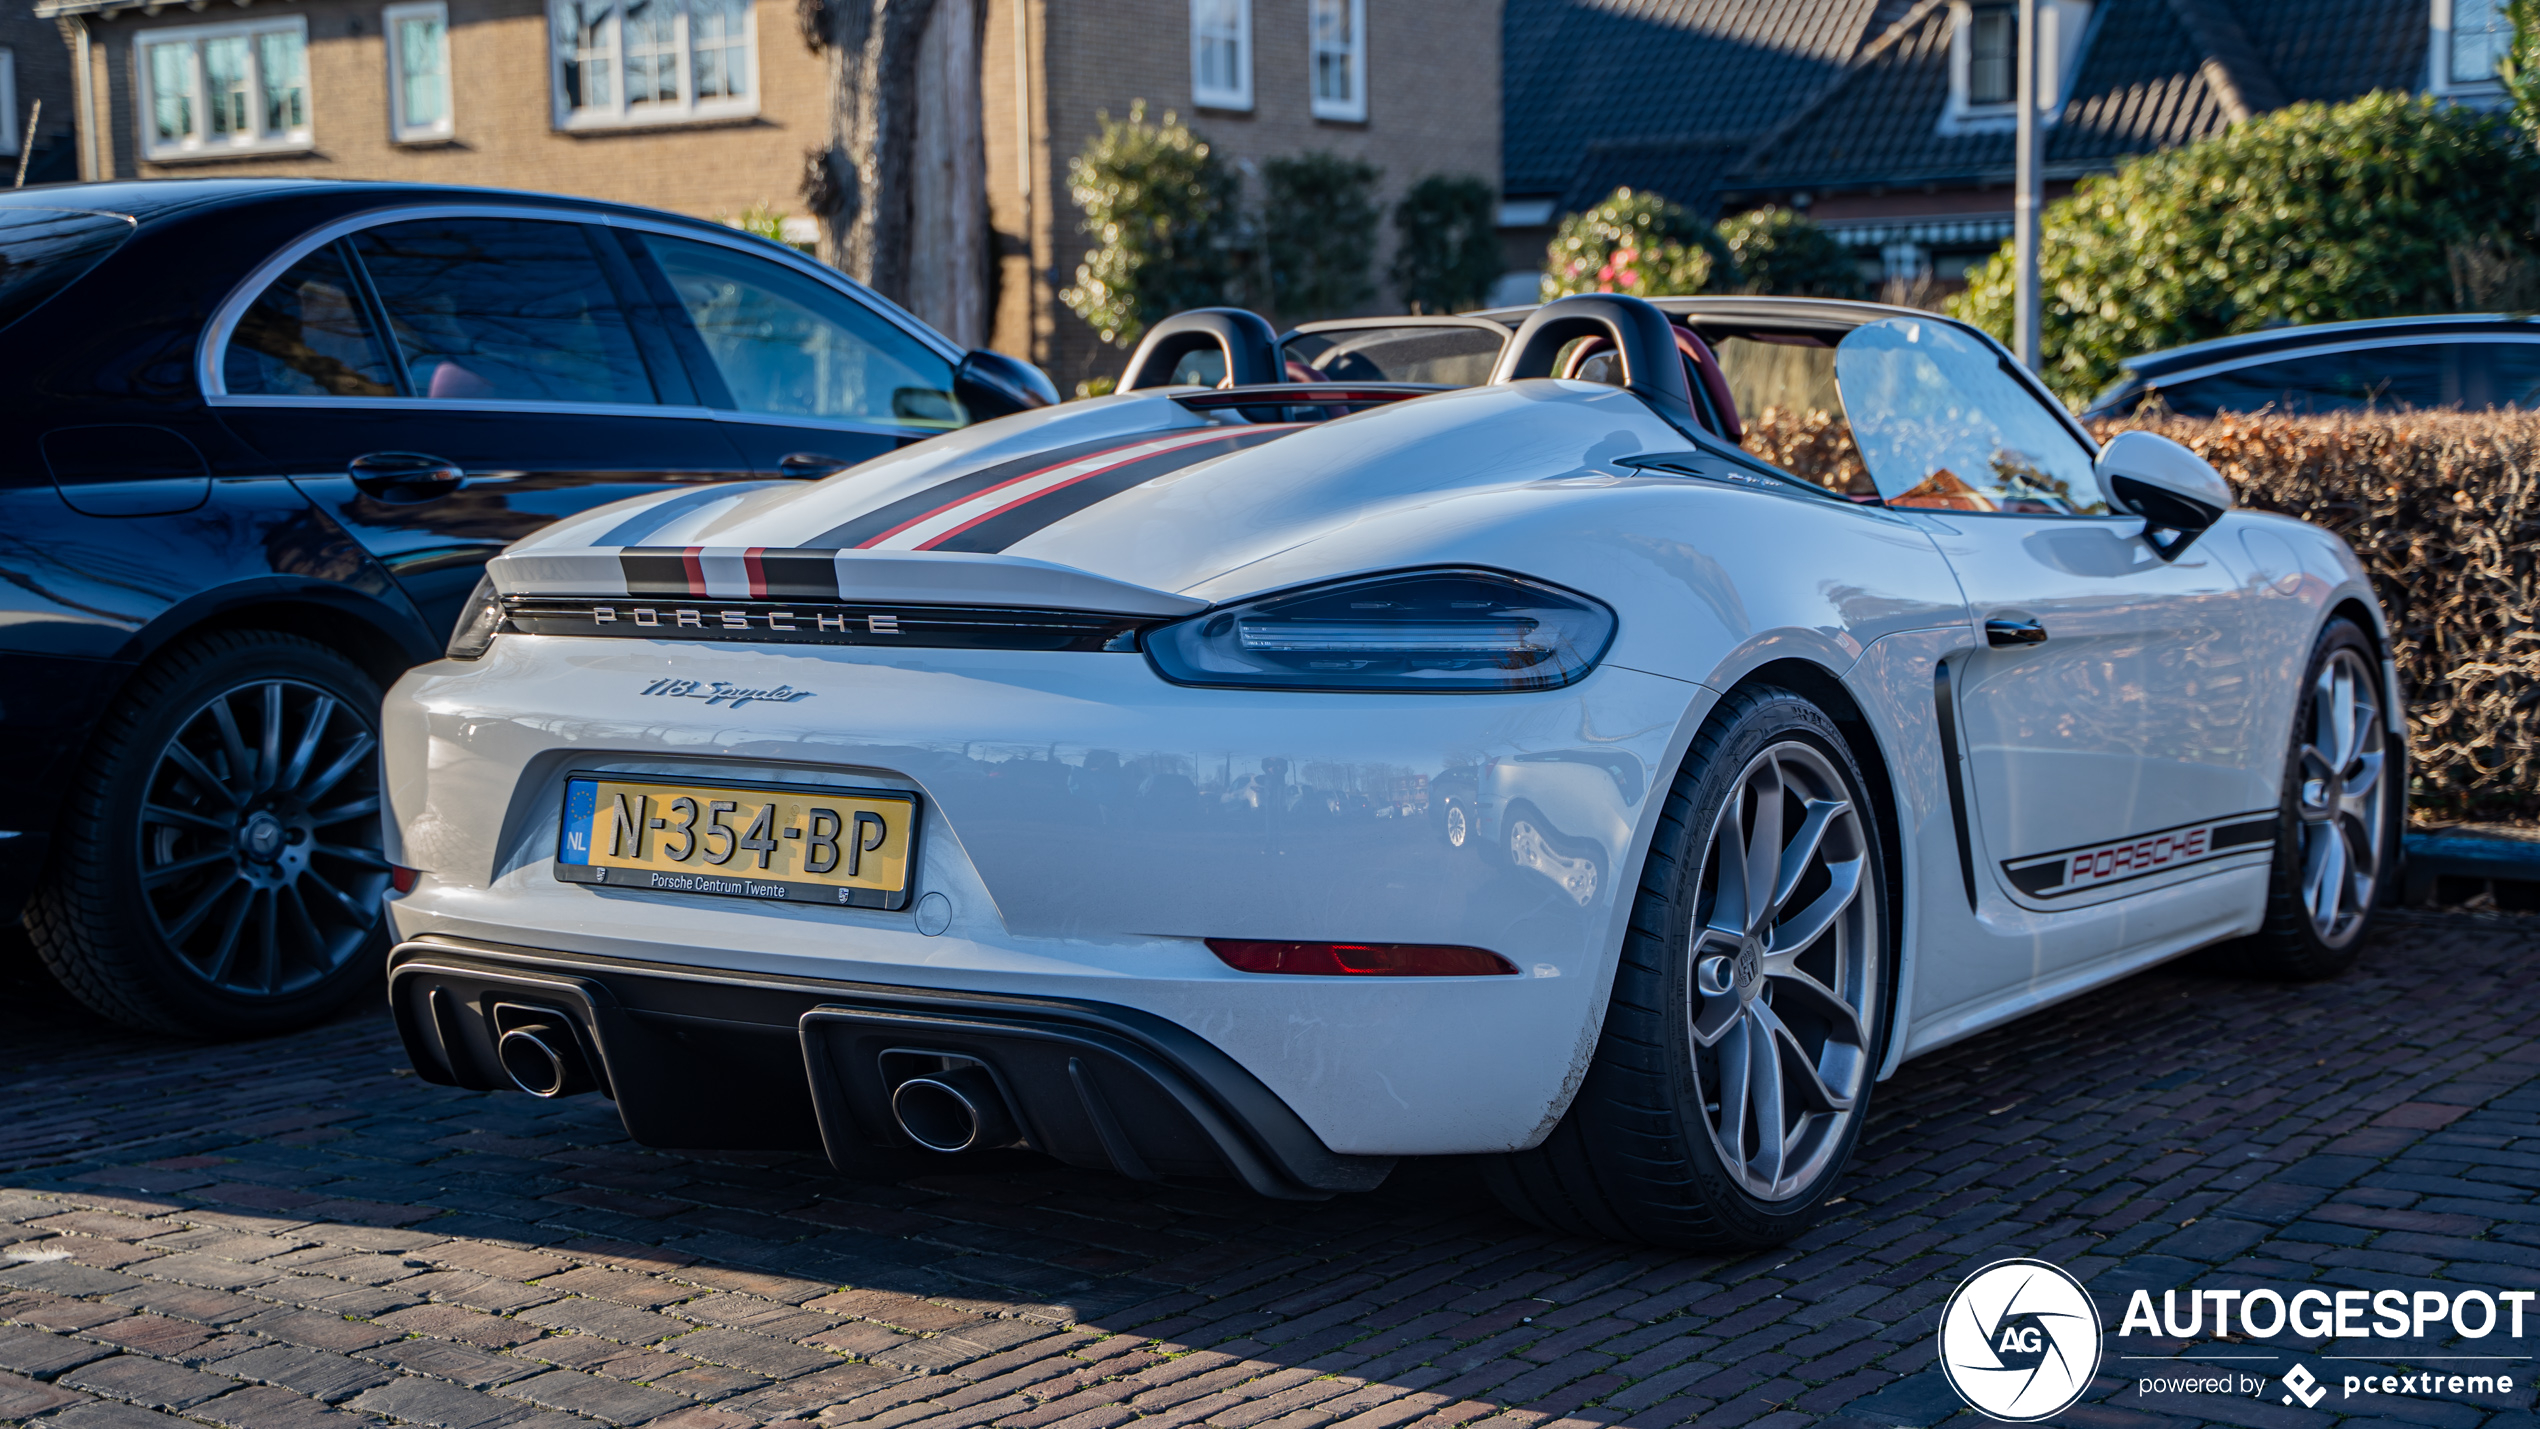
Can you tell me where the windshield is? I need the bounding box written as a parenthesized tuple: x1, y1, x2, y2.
(0, 208, 135, 334)
(1834, 316, 2104, 514)
(1283, 325, 1505, 385)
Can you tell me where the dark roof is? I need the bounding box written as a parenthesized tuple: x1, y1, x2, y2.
(1501, 0, 1887, 200)
(1557, 136, 1752, 214)
(1736, 0, 2432, 193)
(2124, 314, 2540, 379)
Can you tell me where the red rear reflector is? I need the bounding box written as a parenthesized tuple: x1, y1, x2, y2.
(389, 865, 420, 894)
(1205, 940, 1518, 976)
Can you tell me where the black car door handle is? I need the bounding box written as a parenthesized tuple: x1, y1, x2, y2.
(348, 452, 465, 503)
(1985, 617, 2048, 647)
(779, 452, 855, 479)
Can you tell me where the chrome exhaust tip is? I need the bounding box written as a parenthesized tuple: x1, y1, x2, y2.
(890, 1065, 1018, 1152)
(496, 1023, 585, 1098)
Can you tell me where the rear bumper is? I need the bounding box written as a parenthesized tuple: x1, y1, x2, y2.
(388, 936, 1394, 1200)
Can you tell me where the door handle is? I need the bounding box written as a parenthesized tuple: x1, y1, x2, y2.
(348, 452, 465, 504)
(778, 452, 855, 479)
(1985, 617, 2048, 648)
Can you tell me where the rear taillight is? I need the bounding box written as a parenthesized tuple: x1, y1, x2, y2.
(1206, 940, 1517, 976)
(389, 865, 420, 894)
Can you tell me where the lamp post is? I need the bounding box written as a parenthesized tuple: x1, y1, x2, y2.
(2013, 0, 2042, 370)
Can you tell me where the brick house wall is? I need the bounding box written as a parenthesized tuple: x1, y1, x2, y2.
(66, 0, 823, 220)
(1012, 0, 1502, 390)
(2, 2, 78, 182)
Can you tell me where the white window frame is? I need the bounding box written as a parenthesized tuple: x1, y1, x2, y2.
(1190, 0, 1252, 111)
(546, 0, 758, 132)
(133, 16, 314, 162)
(1938, 0, 2090, 135)
(2433, 0, 2510, 94)
(0, 50, 18, 156)
(1308, 0, 1364, 121)
(384, 1, 454, 142)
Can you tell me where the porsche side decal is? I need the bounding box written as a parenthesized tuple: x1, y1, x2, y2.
(800, 426, 1297, 553)
(2001, 812, 2276, 898)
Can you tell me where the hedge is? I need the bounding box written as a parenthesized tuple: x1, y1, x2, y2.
(1735, 407, 2539, 820)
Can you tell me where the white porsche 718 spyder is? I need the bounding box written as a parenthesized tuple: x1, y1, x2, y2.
(381, 293, 2397, 1248)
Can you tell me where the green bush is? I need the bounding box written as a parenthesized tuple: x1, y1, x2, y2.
(1060, 102, 1242, 348)
(1951, 93, 2540, 402)
(1262, 152, 1381, 321)
(2507, 0, 2540, 141)
(1541, 188, 1736, 300)
(1391, 174, 1501, 314)
(1716, 208, 1866, 299)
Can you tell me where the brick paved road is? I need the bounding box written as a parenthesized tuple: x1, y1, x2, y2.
(3, 913, 2538, 1429)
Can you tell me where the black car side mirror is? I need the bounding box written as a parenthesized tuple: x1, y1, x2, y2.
(2096, 430, 2232, 561)
(954, 349, 1060, 420)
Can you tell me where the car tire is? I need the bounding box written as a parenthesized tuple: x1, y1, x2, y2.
(28, 630, 393, 1037)
(2231, 618, 2397, 981)
(1480, 686, 1891, 1248)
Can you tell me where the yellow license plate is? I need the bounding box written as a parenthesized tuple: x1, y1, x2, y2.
(556, 776, 916, 909)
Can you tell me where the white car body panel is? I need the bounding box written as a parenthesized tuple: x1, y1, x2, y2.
(382, 359, 2386, 1167)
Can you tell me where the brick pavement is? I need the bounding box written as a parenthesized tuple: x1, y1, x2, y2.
(2, 912, 2537, 1429)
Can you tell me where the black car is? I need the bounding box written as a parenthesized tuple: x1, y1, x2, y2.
(0, 179, 1054, 1037)
(2082, 314, 2540, 419)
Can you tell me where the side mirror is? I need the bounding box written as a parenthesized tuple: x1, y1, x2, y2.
(2096, 430, 2232, 561)
(953, 349, 1061, 420)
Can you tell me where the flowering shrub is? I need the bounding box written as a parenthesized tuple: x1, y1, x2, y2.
(1061, 103, 1241, 348)
(1540, 188, 1734, 301)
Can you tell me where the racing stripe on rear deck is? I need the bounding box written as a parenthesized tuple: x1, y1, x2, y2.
(618, 547, 849, 598)
(915, 425, 1298, 554)
(801, 428, 1279, 551)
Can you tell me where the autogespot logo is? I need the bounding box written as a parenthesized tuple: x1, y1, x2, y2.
(1939, 1259, 2104, 1421)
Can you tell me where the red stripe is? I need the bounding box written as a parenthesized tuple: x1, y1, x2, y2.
(913, 469, 1113, 550)
(854, 431, 1245, 550)
(680, 548, 706, 596)
(742, 547, 769, 599)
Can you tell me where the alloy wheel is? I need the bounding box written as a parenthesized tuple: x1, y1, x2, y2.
(1687, 740, 1877, 1202)
(137, 678, 389, 997)
(2297, 647, 2386, 948)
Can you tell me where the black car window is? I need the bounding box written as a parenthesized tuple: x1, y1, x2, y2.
(638, 233, 962, 428)
(352, 218, 655, 405)
(1834, 316, 2104, 515)
(2465, 342, 2540, 408)
(2161, 346, 2446, 416)
(222, 242, 399, 398)
(0, 208, 135, 334)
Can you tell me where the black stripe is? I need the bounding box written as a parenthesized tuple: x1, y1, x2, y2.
(1933, 660, 1979, 913)
(2210, 816, 2277, 851)
(620, 550, 693, 596)
(754, 550, 841, 600)
(797, 434, 1174, 550)
(930, 429, 1295, 554)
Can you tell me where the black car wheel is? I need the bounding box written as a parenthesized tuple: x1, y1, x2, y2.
(29, 631, 391, 1036)
(1481, 685, 1891, 1247)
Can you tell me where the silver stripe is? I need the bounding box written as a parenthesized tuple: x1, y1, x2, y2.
(594, 483, 781, 548)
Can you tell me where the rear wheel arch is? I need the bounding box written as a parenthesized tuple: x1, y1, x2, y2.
(115, 586, 436, 698)
(1727, 659, 1910, 999)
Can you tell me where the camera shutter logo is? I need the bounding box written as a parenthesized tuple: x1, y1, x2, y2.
(1938, 1258, 2103, 1421)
